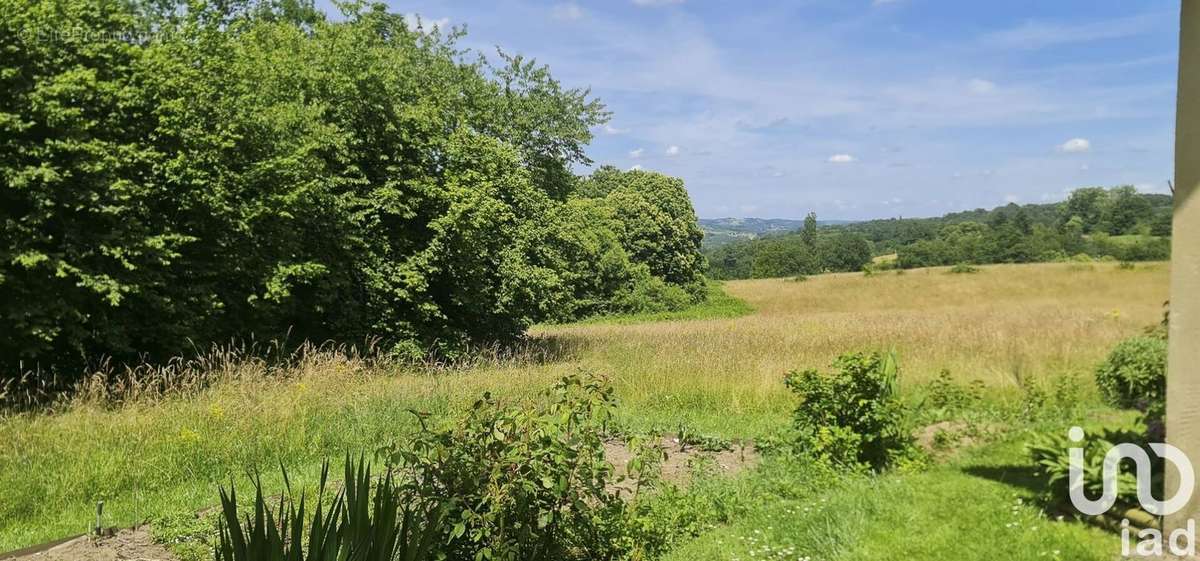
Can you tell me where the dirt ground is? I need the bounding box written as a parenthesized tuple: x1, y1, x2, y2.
(1, 527, 174, 561)
(604, 434, 759, 496)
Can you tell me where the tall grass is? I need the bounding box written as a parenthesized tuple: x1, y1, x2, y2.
(0, 261, 1169, 552)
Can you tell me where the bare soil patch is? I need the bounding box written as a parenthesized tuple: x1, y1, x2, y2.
(2, 527, 174, 561)
(604, 434, 759, 496)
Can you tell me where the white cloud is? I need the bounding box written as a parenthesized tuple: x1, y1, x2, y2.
(402, 13, 450, 30)
(967, 78, 996, 94)
(552, 3, 584, 21)
(629, 148, 645, 158)
(602, 124, 628, 135)
(632, 0, 684, 5)
(666, 145, 682, 156)
(982, 13, 1162, 50)
(827, 154, 856, 164)
(629, 164, 644, 171)
(1058, 138, 1091, 153)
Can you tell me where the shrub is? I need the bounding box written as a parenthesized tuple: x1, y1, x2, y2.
(784, 352, 910, 470)
(924, 369, 983, 415)
(215, 456, 444, 561)
(611, 269, 695, 314)
(382, 374, 628, 561)
(1095, 336, 1167, 423)
(948, 263, 980, 274)
(1028, 427, 1157, 512)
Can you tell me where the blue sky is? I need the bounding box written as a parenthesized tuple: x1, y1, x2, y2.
(319, 0, 1180, 220)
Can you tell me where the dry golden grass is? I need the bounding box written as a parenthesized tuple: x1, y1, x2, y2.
(0, 260, 1170, 550)
(532, 261, 1168, 427)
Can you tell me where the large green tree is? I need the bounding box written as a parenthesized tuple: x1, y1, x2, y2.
(578, 166, 707, 296)
(1, 0, 704, 374)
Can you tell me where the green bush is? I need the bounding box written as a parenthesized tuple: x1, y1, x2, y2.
(1095, 336, 1167, 422)
(784, 352, 911, 470)
(948, 263, 980, 274)
(612, 268, 695, 314)
(382, 374, 629, 561)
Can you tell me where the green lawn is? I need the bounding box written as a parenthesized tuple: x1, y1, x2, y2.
(663, 428, 1122, 561)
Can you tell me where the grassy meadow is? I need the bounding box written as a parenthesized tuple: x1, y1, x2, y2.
(0, 261, 1169, 558)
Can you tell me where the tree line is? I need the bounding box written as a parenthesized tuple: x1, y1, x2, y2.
(0, 0, 706, 376)
(707, 186, 1172, 279)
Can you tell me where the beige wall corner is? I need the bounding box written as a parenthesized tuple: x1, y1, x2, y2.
(1167, 0, 1200, 536)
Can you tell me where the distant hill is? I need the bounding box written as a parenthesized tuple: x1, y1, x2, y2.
(705, 189, 1173, 280)
(825, 192, 1172, 254)
(700, 217, 855, 248)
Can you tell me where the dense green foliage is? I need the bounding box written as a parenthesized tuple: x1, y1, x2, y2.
(216, 457, 443, 561)
(707, 226, 872, 279)
(1029, 427, 1154, 511)
(381, 375, 628, 561)
(784, 352, 911, 470)
(1095, 335, 1167, 424)
(0, 0, 706, 376)
(706, 188, 1171, 279)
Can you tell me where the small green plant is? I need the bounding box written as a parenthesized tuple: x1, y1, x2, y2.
(930, 429, 955, 451)
(924, 369, 983, 414)
(676, 423, 733, 453)
(1118, 261, 1137, 270)
(215, 456, 443, 561)
(784, 352, 910, 470)
(625, 435, 668, 500)
(948, 263, 979, 274)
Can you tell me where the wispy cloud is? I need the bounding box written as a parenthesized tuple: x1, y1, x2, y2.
(967, 78, 996, 94)
(827, 154, 856, 164)
(420, 0, 1176, 219)
(981, 13, 1164, 50)
(552, 3, 584, 21)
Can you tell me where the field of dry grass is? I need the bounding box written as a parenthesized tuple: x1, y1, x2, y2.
(539, 261, 1168, 431)
(0, 261, 1170, 552)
